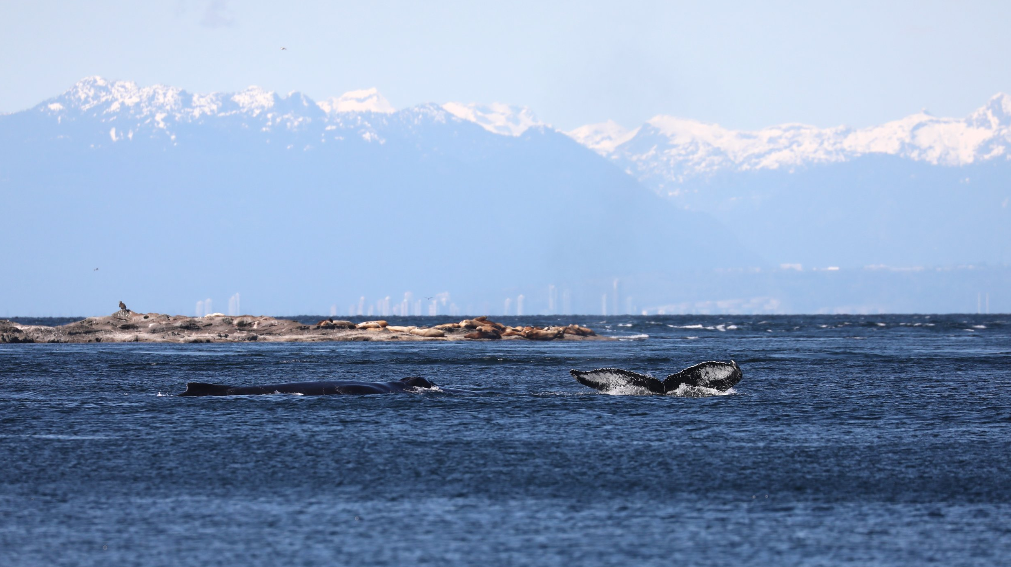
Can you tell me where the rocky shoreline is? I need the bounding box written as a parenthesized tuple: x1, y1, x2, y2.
(0, 311, 606, 344)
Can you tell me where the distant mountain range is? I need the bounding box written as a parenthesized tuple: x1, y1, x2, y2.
(30, 77, 1011, 181)
(568, 93, 1011, 182)
(1, 77, 1008, 314)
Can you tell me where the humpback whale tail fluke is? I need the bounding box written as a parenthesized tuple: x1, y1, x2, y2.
(180, 382, 232, 396)
(570, 361, 742, 396)
(570, 368, 665, 395)
(663, 360, 742, 392)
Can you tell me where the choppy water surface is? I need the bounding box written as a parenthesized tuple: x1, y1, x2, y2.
(2, 314, 1010, 566)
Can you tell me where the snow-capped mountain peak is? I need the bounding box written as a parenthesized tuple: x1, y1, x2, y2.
(230, 86, 278, 116)
(22, 78, 1011, 186)
(968, 92, 1011, 129)
(564, 120, 639, 154)
(318, 88, 395, 114)
(441, 102, 542, 136)
(593, 94, 1011, 188)
(55, 76, 185, 115)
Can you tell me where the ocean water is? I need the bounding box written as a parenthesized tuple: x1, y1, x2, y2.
(1, 314, 1009, 566)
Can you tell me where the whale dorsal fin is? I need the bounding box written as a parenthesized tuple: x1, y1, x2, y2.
(569, 368, 665, 395)
(663, 361, 742, 393)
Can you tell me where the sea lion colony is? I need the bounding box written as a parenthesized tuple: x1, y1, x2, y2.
(0, 312, 601, 344)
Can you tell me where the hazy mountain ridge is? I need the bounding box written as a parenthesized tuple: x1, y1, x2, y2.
(31, 77, 1011, 185)
(1, 77, 756, 315)
(572, 93, 1011, 192)
(30, 77, 546, 148)
(2, 77, 1007, 314)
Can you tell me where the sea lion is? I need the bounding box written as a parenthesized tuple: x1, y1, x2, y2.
(179, 376, 437, 396)
(317, 319, 356, 329)
(522, 327, 562, 341)
(464, 327, 501, 339)
(410, 328, 445, 338)
(562, 324, 595, 337)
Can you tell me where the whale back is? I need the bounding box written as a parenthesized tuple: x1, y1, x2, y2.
(180, 382, 232, 396)
(663, 361, 742, 393)
(400, 376, 435, 389)
(179, 378, 438, 396)
(569, 368, 665, 395)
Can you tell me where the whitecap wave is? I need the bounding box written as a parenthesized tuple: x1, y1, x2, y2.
(617, 333, 649, 340)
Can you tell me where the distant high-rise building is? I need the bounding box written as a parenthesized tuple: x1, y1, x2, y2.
(205, 298, 212, 315)
(612, 279, 620, 316)
(504, 297, 512, 316)
(358, 296, 365, 316)
(402, 292, 412, 316)
(228, 293, 241, 316)
(428, 300, 437, 316)
(516, 295, 524, 316)
(195, 300, 204, 317)
(601, 294, 608, 316)
(383, 296, 390, 317)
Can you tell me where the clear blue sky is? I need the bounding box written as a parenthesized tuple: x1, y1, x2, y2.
(2, 0, 1009, 130)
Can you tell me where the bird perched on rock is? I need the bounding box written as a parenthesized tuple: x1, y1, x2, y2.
(119, 301, 128, 311)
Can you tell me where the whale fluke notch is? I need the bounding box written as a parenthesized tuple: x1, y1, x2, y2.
(180, 382, 232, 396)
(570, 361, 742, 395)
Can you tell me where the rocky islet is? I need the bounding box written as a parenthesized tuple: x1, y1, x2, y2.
(0, 312, 602, 344)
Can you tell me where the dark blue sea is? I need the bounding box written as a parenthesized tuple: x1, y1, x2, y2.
(2, 314, 1010, 566)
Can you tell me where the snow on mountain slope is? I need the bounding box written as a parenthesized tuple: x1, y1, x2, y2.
(564, 120, 639, 153)
(598, 93, 1011, 187)
(317, 88, 395, 114)
(17, 77, 1011, 181)
(30, 77, 548, 146)
(441, 102, 541, 136)
(27, 77, 455, 146)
